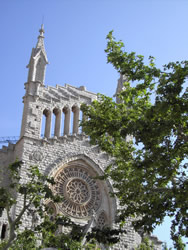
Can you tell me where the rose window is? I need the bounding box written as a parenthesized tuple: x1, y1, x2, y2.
(54, 166, 101, 218)
(66, 179, 90, 204)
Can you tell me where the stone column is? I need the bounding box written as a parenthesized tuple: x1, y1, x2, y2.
(64, 107, 71, 135)
(73, 106, 80, 134)
(44, 110, 52, 138)
(54, 109, 61, 137)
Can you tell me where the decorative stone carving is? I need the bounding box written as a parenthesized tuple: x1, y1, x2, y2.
(54, 166, 101, 218)
(32, 150, 43, 161)
(66, 179, 90, 204)
(97, 211, 106, 228)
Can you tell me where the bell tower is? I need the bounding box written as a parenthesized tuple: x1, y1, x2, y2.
(20, 25, 48, 138)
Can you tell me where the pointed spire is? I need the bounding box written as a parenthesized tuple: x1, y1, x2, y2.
(26, 25, 48, 84)
(36, 24, 45, 49)
(115, 74, 128, 103)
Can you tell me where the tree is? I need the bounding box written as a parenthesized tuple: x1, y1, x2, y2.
(0, 161, 64, 249)
(81, 31, 188, 248)
(0, 161, 122, 249)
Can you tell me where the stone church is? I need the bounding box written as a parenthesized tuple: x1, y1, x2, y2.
(0, 26, 162, 249)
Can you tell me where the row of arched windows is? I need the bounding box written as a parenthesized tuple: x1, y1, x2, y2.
(41, 105, 84, 138)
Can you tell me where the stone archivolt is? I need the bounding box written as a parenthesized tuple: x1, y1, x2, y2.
(54, 166, 101, 218)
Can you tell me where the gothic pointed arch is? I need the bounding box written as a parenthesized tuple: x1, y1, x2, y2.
(48, 156, 116, 226)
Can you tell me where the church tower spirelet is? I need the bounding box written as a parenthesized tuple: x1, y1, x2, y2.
(115, 74, 128, 104)
(20, 25, 48, 138)
(27, 24, 48, 84)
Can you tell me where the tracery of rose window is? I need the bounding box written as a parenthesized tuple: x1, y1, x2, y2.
(54, 166, 101, 218)
(97, 212, 107, 228)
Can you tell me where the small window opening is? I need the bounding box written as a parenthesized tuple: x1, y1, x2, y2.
(70, 107, 75, 134)
(41, 111, 47, 137)
(1, 224, 7, 240)
(97, 212, 107, 229)
(51, 112, 56, 137)
(47, 202, 57, 221)
(61, 108, 65, 136)
(79, 110, 83, 134)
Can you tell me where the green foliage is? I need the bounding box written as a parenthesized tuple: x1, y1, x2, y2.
(81, 31, 188, 248)
(0, 161, 121, 250)
(162, 242, 169, 250)
(136, 237, 154, 250)
(86, 226, 124, 246)
(7, 214, 99, 250)
(0, 161, 63, 250)
(175, 236, 186, 250)
(9, 229, 38, 250)
(38, 215, 84, 249)
(162, 237, 186, 250)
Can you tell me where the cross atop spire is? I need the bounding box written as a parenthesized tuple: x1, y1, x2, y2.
(39, 24, 44, 36)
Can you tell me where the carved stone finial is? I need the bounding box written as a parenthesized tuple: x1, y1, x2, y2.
(39, 24, 44, 37)
(36, 24, 45, 49)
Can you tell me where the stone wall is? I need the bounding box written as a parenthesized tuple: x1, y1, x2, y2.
(0, 82, 162, 249)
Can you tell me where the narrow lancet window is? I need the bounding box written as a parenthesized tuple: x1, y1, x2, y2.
(1, 224, 7, 240)
(41, 112, 46, 137)
(79, 110, 83, 134)
(51, 111, 56, 137)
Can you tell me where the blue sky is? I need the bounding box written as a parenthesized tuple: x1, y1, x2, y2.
(0, 0, 187, 248)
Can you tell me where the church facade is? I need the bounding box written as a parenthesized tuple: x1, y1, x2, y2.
(0, 26, 162, 249)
